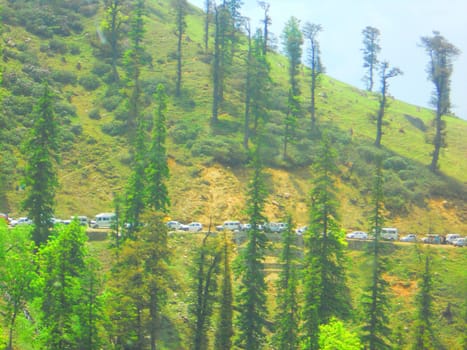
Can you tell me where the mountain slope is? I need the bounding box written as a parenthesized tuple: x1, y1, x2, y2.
(0, 0, 465, 234)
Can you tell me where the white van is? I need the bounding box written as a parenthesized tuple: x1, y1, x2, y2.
(216, 221, 242, 231)
(381, 227, 398, 240)
(93, 213, 116, 229)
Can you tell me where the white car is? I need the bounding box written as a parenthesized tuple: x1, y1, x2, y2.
(346, 231, 368, 240)
(446, 233, 461, 244)
(167, 221, 183, 230)
(400, 234, 417, 242)
(453, 237, 466, 247)
(216, 221, 242, 231)
(187, 222, 203, 232)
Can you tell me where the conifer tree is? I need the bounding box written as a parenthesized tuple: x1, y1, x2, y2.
(420, 31, 460, 172)
(362, 26, 381, 92)
(214, 232, 234, 350)
(23, 83, 59, 247)
(235, 144, 269, 349)
(362, 161, 392, 349)
(282, 17, 303, 159)
(102, 0, 128, 82)
(375, 61, 402, 147)
(191, 232, 221, 350)
(36, 221, 91, 349)
(258, 1, 271, 55)
(173, 0, 187, 96)
(302, 134, 350, 349)
(413, 254, 437, 350)
(303, 22, 324, 129)
(123, 0, 147, 238)
(146, 84, 170, 213)
(203, 0, 212, 52)
(273, 214, 299, 350)
(0, 225, 36, 350)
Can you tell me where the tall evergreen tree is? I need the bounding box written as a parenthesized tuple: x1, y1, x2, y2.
(146, 84, 170, 213)
(420, 31, 460, 172)
(302, 134, 350, 349)
(362, 162, 392, 349)
(243, 28, 271, 149)
(0, 225, 36, 350)
(214, 232, 234, 350)
(361, 26, 381, 92)
(203, 0, 212, 52)
(235, 144, 269, 349)
(36, 221, 91, 349)
(102, 0, 128, 82)
(273, 214, 299, 350)
(173, 0, 187, 96)
(190, 232, 221, 350)
(413, 254, 437, 350)
(123, 0, 147, 238)
(282, 17, 303, 159)
(303, 22, 323, 129)
(22, 83, 59, 247)
(258, 1, 271, 55)
(374, 61, 402, 147)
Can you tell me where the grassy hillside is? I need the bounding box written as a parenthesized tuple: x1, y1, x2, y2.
(0, 0, 465, 235)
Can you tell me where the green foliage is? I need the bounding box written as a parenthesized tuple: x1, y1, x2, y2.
(319, 318, 363, 350)
(79, 74, 101, 91)
(51, 69, 78, 85)
(22, 83, 59, 247)
(88, 108, 101, 120)
(191, 137, 248, 166)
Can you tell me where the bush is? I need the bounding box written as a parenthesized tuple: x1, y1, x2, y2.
(48, 39, 68, 54)
(170, 123, 201, 147)
(69, 44, 81, 55)
(102, 95, 122, 112)
(55, 101, 77, 118)
(383, 156, 409, 171)
(79, 74, 100, 91)
(51, 70, 77, 85)
(191, 137, 248, 166)
(92, 62, 112, 76)
(89, 109, 101, 120)
(101, 121, 126, 136)
(22, 64, 50, 82)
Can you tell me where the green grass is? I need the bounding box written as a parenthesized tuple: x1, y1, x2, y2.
(0, 0, 465, 235)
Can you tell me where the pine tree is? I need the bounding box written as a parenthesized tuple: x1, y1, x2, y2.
(413, 255, 436, 350)
(191, 232, 221, 350)
(146, 84, 170, 213)
(362, 162, 392, 349)
(362, 26, 381, 92)
(234, 144, 269, 349)
(36, 220, 90, 349)
(203, 0, 212, 52)
(302, 134, 350, 349)
(214, 232, 234, 350)
(303, 22, 324, 129)
(375, 61, 402, 147)
(258, 1, 271, 55)
(420, 31, 460, 172)
(282, 17, 303, 159)
(173, 0, 187, 96)
(273, 214, 299, 350)
(23, 83, 59, 247)
(0, 225, 36, 350)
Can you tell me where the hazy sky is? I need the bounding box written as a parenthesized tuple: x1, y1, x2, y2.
(189, 0, 466, 120)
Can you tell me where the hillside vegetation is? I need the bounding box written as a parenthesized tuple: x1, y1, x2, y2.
(0, 0, 465, 236)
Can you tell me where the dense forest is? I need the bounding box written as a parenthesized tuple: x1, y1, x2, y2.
(0, 0, 466, 349)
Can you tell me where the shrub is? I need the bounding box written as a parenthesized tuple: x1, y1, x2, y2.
(70, 124, 83, 136)
(101, 121, 126, 136)
(22, 64, 50, 82)
(102, 95, 122, 112)
(51, 70, 77, 85)
(79, 74, 100, 91)
(191, 137, 248, 166)
(69, 44, 81, 55)
(89, 109, 101, 120)
(55, 101, 77, 118)
(170, 123, 201, 147)
(48, 39, 68, 54)
(92, 62, 112, 76)
(383, 156, 408, 171)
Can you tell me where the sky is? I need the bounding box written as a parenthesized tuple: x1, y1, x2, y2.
(189, 0, 467, 120)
